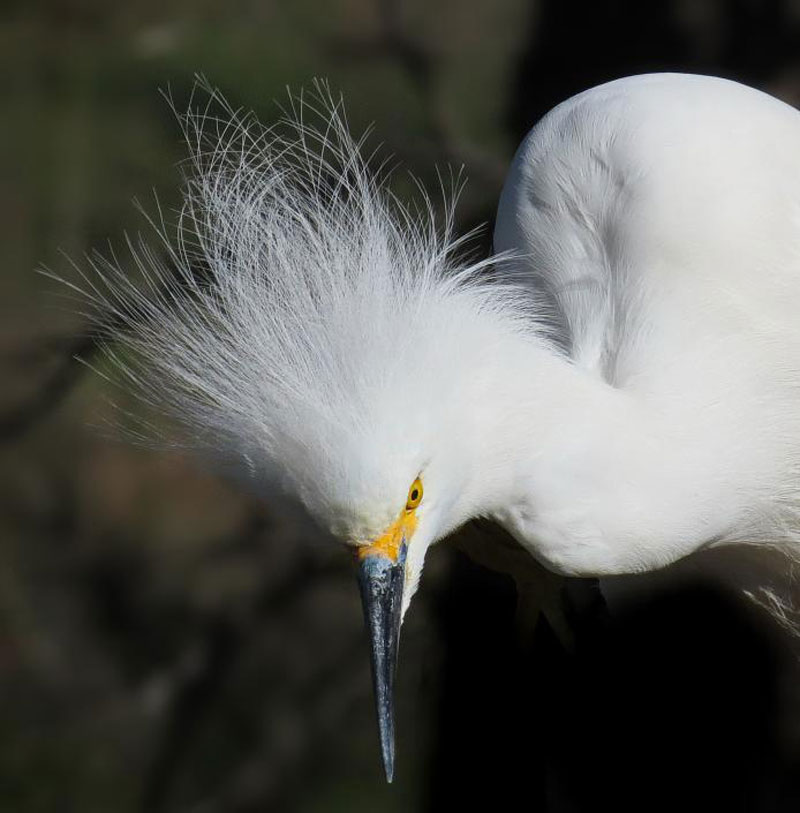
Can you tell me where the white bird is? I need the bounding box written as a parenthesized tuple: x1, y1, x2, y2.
(62, 73, 800, 782)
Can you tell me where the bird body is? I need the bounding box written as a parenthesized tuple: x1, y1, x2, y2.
(65, 73, 800, 779)
(493, 74, 800, 585)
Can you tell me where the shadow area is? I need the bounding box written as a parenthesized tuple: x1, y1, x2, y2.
(426, 553, 800, 812)
(508, 0, 800, 145)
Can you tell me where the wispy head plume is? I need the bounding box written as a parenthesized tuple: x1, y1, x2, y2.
(48, 78, 539, 504)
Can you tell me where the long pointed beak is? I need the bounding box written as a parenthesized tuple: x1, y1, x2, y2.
(356, 541, 407, 783)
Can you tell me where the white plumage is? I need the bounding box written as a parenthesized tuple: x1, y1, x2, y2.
(495, 73, 800, 617)
(60, 73, 800, 778)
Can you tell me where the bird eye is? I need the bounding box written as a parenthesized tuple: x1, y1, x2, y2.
(406, 477, 423, 510)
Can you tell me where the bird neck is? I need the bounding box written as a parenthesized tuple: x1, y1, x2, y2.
(469, 339, 732, 578)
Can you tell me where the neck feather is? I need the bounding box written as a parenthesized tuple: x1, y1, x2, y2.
(463, 338, 752, 577)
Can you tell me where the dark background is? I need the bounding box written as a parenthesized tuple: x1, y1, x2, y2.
(2, 1, 800, 810)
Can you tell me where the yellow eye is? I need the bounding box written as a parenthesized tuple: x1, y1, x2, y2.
(406, 477, 423, 510)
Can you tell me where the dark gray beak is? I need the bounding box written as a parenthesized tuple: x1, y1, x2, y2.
(356, 542, 407, 783)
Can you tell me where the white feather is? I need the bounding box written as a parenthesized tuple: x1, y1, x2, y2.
(496, 73, 800, 624)
(57, 73, 800, 625)
(55, 81, 548, 563)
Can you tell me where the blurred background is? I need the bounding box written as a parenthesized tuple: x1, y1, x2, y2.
(3, 1, 800, 810)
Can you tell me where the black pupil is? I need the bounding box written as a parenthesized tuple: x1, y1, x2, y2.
(411, 489, 419, 501)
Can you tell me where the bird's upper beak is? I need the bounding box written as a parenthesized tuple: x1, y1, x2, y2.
(355, 510, 417, 783)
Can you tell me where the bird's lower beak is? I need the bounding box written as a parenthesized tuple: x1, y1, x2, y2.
(355, 528, 409, 783)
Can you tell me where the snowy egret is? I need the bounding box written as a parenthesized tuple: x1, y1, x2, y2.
(60, 73, 800, 782)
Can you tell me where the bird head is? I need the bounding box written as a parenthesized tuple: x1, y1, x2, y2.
(67, 79, 537, 783)
(256, 267, 519, 782)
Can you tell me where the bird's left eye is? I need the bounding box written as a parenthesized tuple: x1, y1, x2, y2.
(406, 477, 423, 510)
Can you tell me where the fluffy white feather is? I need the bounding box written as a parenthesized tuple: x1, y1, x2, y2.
(57, 74, 800, 625)
(54, 80, 553, 606)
